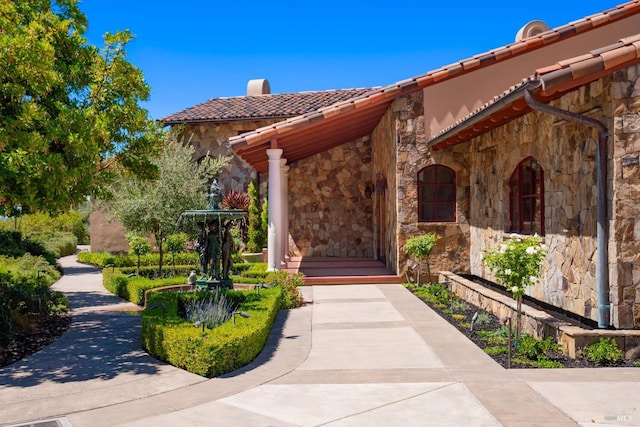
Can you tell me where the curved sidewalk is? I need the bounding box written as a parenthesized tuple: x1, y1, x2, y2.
(1, 253, 639, 426)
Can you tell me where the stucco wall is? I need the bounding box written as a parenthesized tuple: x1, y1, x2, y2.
(394, 91, 472, 278)
(287, 137, 374, 258)
(468, 67, 640, 328)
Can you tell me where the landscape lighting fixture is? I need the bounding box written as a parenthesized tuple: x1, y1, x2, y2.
(232, 311, 251, 326)
(146, 302, 166, 324)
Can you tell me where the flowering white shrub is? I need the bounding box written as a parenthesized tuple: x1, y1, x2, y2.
(483, 234, 547, 298)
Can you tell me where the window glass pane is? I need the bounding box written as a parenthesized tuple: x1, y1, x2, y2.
(421, 167, 436, 184)
(436, 203, 455, 221)
(420, 204, 435, 221)
(437, 167, 454, 183)
(437, 184, 454, 202)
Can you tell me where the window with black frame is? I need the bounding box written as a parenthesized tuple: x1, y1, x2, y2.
(418, 165, 456, 222)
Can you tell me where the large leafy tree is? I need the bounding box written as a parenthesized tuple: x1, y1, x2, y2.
(0, 0, 162, 215)
(106, 133, 230, 274)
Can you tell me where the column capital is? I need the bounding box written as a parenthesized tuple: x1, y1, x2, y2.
(266, 148, 283, 159)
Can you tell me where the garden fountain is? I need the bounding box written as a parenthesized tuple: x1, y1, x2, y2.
(175, 179, 247, 289)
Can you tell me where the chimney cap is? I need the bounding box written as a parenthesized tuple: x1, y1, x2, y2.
(515, 20, 550, 42)
(247, 79, 271, 96)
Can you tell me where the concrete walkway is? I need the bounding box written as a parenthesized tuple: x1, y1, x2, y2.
(1, 253, 640, 426)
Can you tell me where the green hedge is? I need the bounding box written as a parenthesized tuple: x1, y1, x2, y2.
(0, 254, 64, 346)
(142, 287, 282, 377)
(30, 231, 77, 258)
(102, 268, 187, 305)
(78, 251, 199, 268)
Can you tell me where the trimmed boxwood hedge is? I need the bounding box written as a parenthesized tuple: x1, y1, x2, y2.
(77, 251, 199, 268)
(142, 287, 283, 377)
(101, 265, 271, 305)
(102, 268, 187, 305)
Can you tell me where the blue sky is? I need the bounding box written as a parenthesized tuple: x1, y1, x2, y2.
(80, 0, 625, 121)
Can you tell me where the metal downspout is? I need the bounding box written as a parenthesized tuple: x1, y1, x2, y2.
(524, 88, 611, 328)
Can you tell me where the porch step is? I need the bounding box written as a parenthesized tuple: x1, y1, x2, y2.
(282, 256, 402, 285)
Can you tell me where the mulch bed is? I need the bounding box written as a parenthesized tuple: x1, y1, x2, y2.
(408, 288, 638, 369)
(0, 313, 71, 368)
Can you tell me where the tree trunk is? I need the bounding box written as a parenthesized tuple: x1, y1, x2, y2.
(516, 295, 523, 340)
(156, 228, 164, 277)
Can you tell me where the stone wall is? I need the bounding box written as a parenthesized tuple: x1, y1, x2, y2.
(610, 64, 640, 328)
(468, 68, 640, 328)
(181, 121, 278, 192)
(288, 137, 374, 258)
(393, 91, 472, 278)
(371, 104, 398, 271)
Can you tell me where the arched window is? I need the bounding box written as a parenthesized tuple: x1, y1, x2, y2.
(509, 157, 544, 235)
(418, 165, 456, 222)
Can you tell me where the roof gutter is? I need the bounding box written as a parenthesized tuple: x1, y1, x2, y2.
(524, 85, 611, 329)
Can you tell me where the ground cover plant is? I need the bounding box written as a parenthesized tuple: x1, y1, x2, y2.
(405, 282, 639, 368)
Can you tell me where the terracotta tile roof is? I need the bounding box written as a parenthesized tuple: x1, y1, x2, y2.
(228, 0, 640, 172)
(427, 32, 640, 150)
(158, 88, 376, 124)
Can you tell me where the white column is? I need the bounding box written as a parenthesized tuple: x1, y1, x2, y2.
(266, 148, 283, 271)
(280, 161, 289, 265)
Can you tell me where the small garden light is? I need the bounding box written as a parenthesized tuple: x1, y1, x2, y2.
(104, 263, 115, 272)
(146, 302, 166, 325)
(231, 310, 251, 326)
(193, 319, 206, 335)
(255, 283, 270, 294)
(470, 312, 478, 331)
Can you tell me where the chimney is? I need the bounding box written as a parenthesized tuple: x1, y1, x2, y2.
(247, 79, 271, 96)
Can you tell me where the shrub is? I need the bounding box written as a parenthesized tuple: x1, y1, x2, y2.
(516, 334, 560, 361)
(0, 254, 64, 345)
(30, 231, 77, 258)
(484, 234, 547, 338)
(181, 289, 237, 329)
(407, 282, 450, 305)
(477, 325, 513, 345)
(142, 287, 282, 377)
(267, 271, 304, 309)
(165, 233, 188, 270)
(474, 312, 492, 326)
(78, 251, 199, 268)
(405, 232, 440, 284)
(246, 181, 265, 253)
(452, 299, 469, 312)
(484, 346, 508, 355)
(102, 267, 188, 305)
(0, 230, 57, 265)
(126, 233, 152, 275)
(582, 338, 623, 364)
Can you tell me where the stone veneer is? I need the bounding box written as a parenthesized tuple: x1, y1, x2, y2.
(371, 105, 397, 271)
(611, 65, 640, 328)
(386, 90, 472, 279)
(467, 66, 640, 329)
(383, 66, 639, 329)
(287, 137, 374, 258)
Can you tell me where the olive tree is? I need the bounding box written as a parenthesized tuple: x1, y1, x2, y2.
(106, 134, 229, 275)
